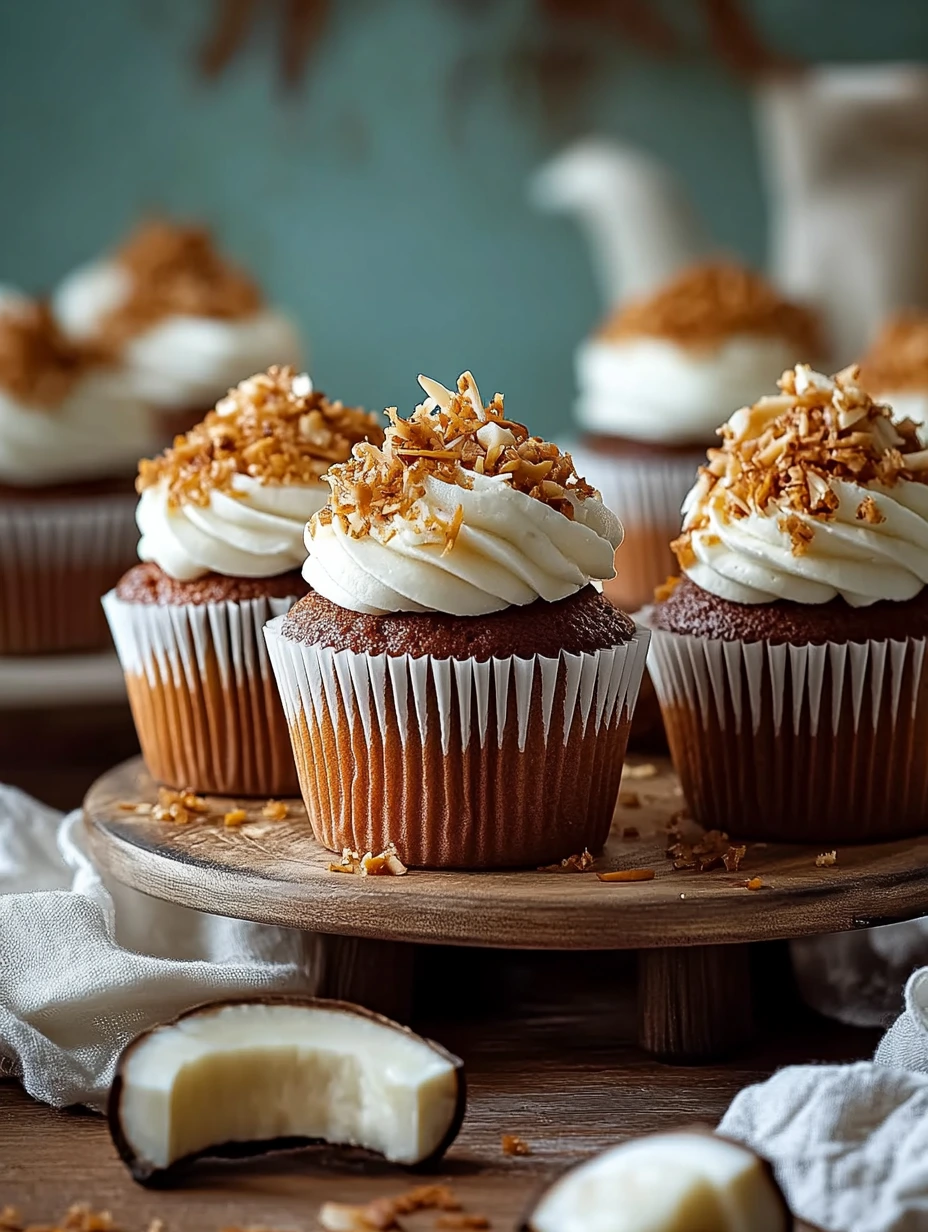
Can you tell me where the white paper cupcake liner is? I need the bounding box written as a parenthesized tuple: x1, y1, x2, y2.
(0, 491, 138, 654)
(570, 445, 703, 612)
(103, 590, 300, 796)
(647, 621, 928, 844)
(264, 616, 651, 868)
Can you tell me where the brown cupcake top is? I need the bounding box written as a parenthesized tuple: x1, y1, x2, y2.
(652, 575, 928, 645)
(859, 311, 928, 393)
(136, 365, 384, 509)
(0, 297, 96, 408)
(99, 219, 263, 347)
(282, 586, 635, 660)
(673, 363, 928, 569)
(597, 261, 823, 354)
(116, 561, 309, 606)
(317, 371, 600, 548)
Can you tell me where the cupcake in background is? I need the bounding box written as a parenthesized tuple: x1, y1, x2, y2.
(53, 220, 303, 443)
(265, 370, 650, 869)
(571, 262, 825, 612)
(104, 365, 383, 797)
(859, 310, 928, 444)
(648, 363, 928, 845)
(0, 291, 155, 654)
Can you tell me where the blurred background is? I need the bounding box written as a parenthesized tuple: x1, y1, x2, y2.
(3, 0, 928, 436)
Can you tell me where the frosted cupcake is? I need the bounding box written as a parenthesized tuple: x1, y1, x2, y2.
(265, 370, 650, 868)
(648, 364, 928, 844)
(53, 220, 303, 443)
(0, 292, 155, 654)
(104, 366, 383, 796)
(571, 262, 824, 611)
(860, 311, 928, 444)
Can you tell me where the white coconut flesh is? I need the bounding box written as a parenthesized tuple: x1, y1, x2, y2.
(529, 1133, 789, 1232)
(115, 1003, 461, 1170)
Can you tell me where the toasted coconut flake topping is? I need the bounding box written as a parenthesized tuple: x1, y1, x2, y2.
(137, 365, 384, 508)
(860, 310, 928, 393)
(100, 219, 263, 346)
(0, 299, 99, 407)
(673, 364, 928, 566)
(598, 262, 824, 354)
(315, 371, 599, 549)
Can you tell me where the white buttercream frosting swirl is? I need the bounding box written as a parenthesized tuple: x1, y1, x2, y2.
(677, 364, 928, 607)
(53, 231, 302, 410)
(303, 371, 624, 616)
(137, 473, 327, 580)
(576, 334, 805, 444)
(135, 367, 383, 580)
(577, 262, 823, 445)
(0, 294, 154, 486)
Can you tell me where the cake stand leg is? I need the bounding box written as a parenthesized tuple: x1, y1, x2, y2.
(637, 943, 753, 1061)
(301, 932, 416, 1024)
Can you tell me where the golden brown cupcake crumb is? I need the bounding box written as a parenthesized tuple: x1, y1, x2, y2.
(317, 371, 599, 551)
(0, 299, 96, 407)
(860, 311, 928, 392)
(815, 850, 838, 868)
(597, 868, 655, 882)
(137, 366, 383, 508)
(501, 1133, 532, 1156)
(673, 364, 928, 570)
(99, 219, 262, 347)
(598, 261, 823, 354)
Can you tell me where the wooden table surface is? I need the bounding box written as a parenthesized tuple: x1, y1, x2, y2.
(0, 948, 878, 1231)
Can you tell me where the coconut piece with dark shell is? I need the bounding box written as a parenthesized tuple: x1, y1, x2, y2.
(107, 997, 466, 1187)
(523, 1129, 791, 1232)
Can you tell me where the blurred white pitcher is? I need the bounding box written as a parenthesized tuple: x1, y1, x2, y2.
(756, 64, 928, 362)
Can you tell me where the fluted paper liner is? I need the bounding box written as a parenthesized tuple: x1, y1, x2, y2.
(0, 492, 138, 654)
(647, 620, 928, 844)
(264, 616, 651, 869)
(103, 591, 300, 796)
(571, 445, 702, 611)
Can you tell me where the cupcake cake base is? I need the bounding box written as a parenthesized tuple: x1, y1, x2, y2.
(104, 566, 308, 797)
(648, 580, 928, 845)
(266, 589, 650, 869)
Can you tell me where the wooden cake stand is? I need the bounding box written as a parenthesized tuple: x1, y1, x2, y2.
(84, 755, 928, 1062)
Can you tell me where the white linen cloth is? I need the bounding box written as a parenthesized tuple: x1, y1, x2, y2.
(0, 783, 308, 1110)
(719, 966, 928, 1232)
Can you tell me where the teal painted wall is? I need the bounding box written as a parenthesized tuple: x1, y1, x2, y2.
(0, 1, 926, 437)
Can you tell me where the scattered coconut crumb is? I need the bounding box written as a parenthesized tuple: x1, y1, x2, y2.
(319, 1186, 463, 1232)
(538, 849, 596, 873)
(223, 809, 247, 828)
(328, 844, 407, 877)
(501, 1133, 532, 1156)
(618, 792, 641, 809)
(597, 868, 655, 883)
(622, 763, 657, 780)
(743, 877, 764, 891)
(722, 844, 748, 873)
(151, 786, 208, 825)
(261, 799, 288, 821)
(816, 850, 838, 868)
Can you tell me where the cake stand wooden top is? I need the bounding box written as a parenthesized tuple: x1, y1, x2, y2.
(83, 755, 928, 950)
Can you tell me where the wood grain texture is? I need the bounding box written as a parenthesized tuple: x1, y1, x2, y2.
(84, 756, 928, 949)
(0, 951, 875, 1231)
(638, 944, 753, 1059)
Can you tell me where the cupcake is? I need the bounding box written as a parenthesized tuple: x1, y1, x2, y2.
(0, 291, 156, 654)
(860, 311, 928, 444)
(264, 370, 650, 869)
(103, 365, 383, 797)
(570, 262, 825, 612)
(53, 220, 303, 444)
(647, 363, 928, 845)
